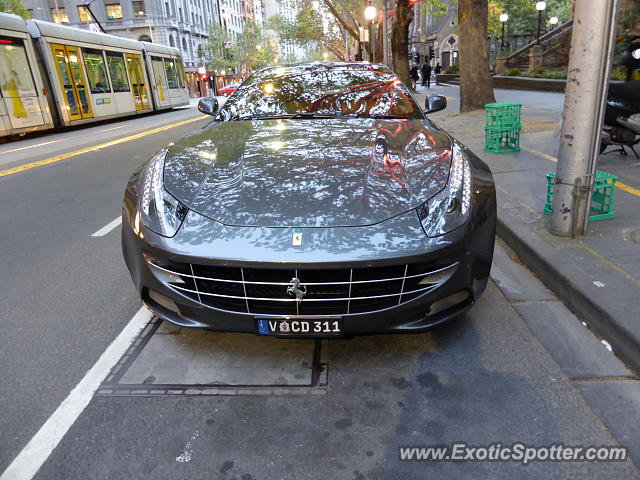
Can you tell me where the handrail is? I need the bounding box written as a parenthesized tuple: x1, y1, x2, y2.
(506, 19, 574, 62)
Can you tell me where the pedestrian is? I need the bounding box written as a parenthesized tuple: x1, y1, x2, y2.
(435, 63, 442, 75)
(421, 62, 432, 88)
(409, 64, 419, 89)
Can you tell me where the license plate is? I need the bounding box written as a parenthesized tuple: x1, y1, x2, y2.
(257, 318, 342, 337)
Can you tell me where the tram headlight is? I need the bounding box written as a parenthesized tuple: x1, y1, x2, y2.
(417, 144, 472, 237)
(138, 151, 188, 237)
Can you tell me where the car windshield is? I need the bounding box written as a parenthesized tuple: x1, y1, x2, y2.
(217, 64, 423, 121)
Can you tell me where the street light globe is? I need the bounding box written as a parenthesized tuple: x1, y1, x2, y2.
(311, 0, 319, 10)
(256, 44, 262, 50)
(322, 52, 329, 60)
(535, 1, 546, 11)
(499, 13, 508, 23)
(364, 5, 377, 21)
(549, 16, 559, 25)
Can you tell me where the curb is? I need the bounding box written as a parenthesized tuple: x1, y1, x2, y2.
(496, 206, 640, 375)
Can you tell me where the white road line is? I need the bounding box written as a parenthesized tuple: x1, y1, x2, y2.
(97, 125, 126, 133)
(91, 217, 122, 237)
(0, 306, 153, 480)
(0, 139, 64, 155)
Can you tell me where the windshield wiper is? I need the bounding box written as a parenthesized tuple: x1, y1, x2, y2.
(345, 113, 409, 119)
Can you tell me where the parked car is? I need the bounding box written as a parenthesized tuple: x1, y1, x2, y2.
(122, 62, 496, 337)
(218, 83, 238, 96)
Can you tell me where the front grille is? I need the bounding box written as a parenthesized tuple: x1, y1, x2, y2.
(148, 260, 458, 316)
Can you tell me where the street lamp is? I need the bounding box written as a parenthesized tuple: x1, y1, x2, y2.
(322, 51, 329, 60)
(535, 1, 546, 44)
(311, 0, 320, 10)
(499, 13, 508, 51)
(549, 16, 559, 27)
(364, 4, 377, 62)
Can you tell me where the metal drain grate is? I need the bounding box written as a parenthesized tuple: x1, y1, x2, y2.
(97, 317, 329, 397)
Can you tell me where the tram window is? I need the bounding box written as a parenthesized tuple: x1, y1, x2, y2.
(164, 58, 178, 88)
(175, 57, 186, 88)
(84, 49, 111, 94)
(106, 52, 130, 92)
(0, 37, 38, 102)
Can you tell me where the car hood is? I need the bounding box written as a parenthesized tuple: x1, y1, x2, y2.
(163, 118, 452, 228)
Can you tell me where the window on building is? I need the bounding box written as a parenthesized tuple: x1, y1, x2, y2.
(51, 8, 69, 24)
(165, 2, 170, 16)
(178, 7, 183, 21)
(105, 51, 129, 91)
(105, 3, 123, 19)
(83, 49, 111, 93)
(133, 1, 145, 15)
(77, 6, 91, 22)
(169, 34, 175, 47)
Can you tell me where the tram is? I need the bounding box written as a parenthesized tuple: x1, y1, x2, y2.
(0, 12, 189, 138)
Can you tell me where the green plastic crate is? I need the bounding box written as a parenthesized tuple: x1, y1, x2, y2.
(484, 128, 520, 153)
(544, 170, 617, 221)
(485, 102, 522, 131)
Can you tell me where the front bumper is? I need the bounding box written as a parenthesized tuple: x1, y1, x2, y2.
(122, 196, 495, 335)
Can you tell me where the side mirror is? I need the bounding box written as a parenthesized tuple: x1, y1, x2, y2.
(198, 97, 218, 116)
(425, 94, 447, 114)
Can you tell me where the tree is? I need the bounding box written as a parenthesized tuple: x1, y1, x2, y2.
(458, 0, 495, 111)
(391, 0, 413, 87)
(268, 2, 349, 60)
(487, 0, 571, 38)
(206, 22, 278, 74)
(0, 0, 30, 19)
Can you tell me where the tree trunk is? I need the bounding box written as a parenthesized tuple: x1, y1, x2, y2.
(458, 0, 495, 112)
(392, 0, 413, 88)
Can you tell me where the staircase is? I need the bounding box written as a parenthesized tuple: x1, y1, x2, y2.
(506, 20, 574, 71)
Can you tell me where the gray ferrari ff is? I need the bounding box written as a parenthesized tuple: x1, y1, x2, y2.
(122, 62, 496, 337)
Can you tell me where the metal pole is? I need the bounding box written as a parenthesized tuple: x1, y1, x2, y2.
(370, 21, 376, 63)
(537, 10, 542, 44)
(382, 0, 389, 66)
(549, 0, 620, 237)
(500, 22, 505, 50)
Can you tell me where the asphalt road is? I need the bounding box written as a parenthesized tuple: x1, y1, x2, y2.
(1, 98, 638, 479)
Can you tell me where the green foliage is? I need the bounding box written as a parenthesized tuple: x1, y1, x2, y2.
(0, 0, 30, 19)
(268, 0, 345, 61)
(499, 66, 567, 79)
(487, 0, 571, 37)
(501, 67, 522, 76)
(610, 66, 640, 82)
(206, 21, 278, 74)
(443, 63, 459, 74)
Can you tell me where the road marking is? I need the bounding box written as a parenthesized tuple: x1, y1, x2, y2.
(97, 125, 126, 132)
(521, 145, 640, 198)
(91, 217, 122, 237)
(0, 139, 64, 155)
(0, 115, 205, 179)
(0, 306, 153, 480)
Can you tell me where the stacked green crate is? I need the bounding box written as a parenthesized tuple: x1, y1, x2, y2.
(544, 170, 617, 221)
(484, 102, 522, 153)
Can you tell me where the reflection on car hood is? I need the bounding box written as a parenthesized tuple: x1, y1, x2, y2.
(163, 118, 452, 228)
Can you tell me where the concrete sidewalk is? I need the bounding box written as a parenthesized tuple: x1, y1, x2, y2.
(415, 87, 640, 375)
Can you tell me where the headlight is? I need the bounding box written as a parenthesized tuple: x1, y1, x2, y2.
(417, 144, 471, 237)
(137, 150, 189, 237)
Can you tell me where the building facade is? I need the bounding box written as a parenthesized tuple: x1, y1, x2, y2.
(409, 0, 458, 69)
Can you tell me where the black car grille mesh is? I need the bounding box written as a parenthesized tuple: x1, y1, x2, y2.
(148, 260, 458, 316)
